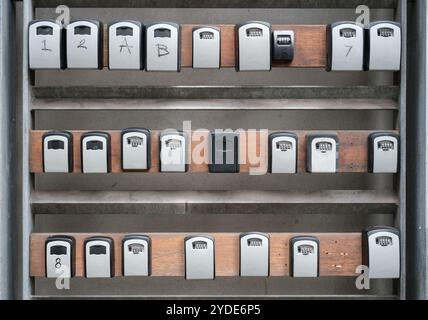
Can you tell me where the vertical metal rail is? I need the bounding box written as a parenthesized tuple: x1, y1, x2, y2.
(425, 1, 428, 300)
(20, 0, 34, 300)
(0, 0, 17, 300)
(397, 0, 407, 300)
(426, 1, 428, 300)
(406, 0, 427, 300)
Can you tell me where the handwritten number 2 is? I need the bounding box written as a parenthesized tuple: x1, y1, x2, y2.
(78, 39, 87, 49)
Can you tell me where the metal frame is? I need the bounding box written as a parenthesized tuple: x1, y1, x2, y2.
(21, 0, 34, 300)
(0, 0, 17, 300)
(11, 0, 420, 299)
(406, 0, 427, 300)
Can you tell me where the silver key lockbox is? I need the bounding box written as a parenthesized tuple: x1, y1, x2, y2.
(29, 19, 65, 69)
(45, 235, 75, 278)
(159, 130, 187, 172)
(290, 236, 319, 277)
(369, 132, 399, 173)
(185, 235, 215, 280)
(66, 20, 102, 69)
(306, 134, 339, 173)
(109, 20, 143, 70)
(81, 131, 111, 173)
(240, 232, 269, 277)
(236, 21, 271, 71)
(363, 227, 400, 279)
(365, 21, 401, 71)
(328, 22, 364, 71)
(269, 132, 298, 173)
(192, 26, 220, 69)
(146, 22, 180, 71)
(122, 235, 151, 276)
(121, 128, 151, 171)
(84, 236, 114, 278)
(43, 131, 73, 173)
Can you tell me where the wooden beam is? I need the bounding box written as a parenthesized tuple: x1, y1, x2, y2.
(30, 130, 398, 173)
(102, 24, 327, 69)
(30, 232, 362, 277)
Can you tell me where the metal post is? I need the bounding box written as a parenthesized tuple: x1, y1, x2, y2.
(19, 0, 34, 300)
(0, 0, 17, 300)
(406, 0, 427, 300)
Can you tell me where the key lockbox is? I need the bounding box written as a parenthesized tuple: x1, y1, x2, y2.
(209, 131, 239, 173)
(66, 20, 103, 69)
(268, 132, 298, 173)
(328, 22, 364, 71)
(159, 130, 187, 172)
(81, 131, 111, 173)
(185, 235, 215, 280)
(272, 30, 294, 61)
(146, 22, 180, 71)
(84, 236, 114, 278)
(109, 20, 143, 70)
(290, 236, 319, 277)
(121, 128, 151, 171)
(192, 26, 220, 69)
(369, 132, 399, 173)
(365, 21, 401, 71)
(122, 235, 151, 277)
(42, 131, 73, 173)
(29, 19, 65, 69)
(240, 232, 269, 277)
(45, 235, 75, 278)
(236, 21, 271, 71)
(363, 227, 400, 279)
(306, 134, 339, 173)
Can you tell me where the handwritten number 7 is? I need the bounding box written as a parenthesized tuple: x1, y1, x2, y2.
(345, 45, 353, 57)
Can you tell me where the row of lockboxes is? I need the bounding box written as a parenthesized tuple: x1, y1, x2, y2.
(29, 19, 401, 71)
(45, 227, 400, 280)
(42, 130, 399, 173)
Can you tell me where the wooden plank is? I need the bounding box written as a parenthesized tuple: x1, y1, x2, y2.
(102, 24, 326, 69)
(30, 130, 398, 173)
(30, 232, 362, 277)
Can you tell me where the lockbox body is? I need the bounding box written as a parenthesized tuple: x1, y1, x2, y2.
(45, 235, 75, 278)
(306, 134, 339, 173)
(236, 21, 271, 71)
(109, 20, 143, 70)
(362, 227, 400, 279)
(66, 19, 103, 69)
(290, 236, 319, 277)
(159, 130, 187, 172)
(84, 236, 114, 278)
(42, 130, 73, 173)
(145, 22, 180, 71)
(122, 235, 151, 276)
(192, 26, 220, 69)
(268, 132, 298, 173)
(209, 132, 239, 173)
(121, 128, 151, 171)
(272, 30, 294, 61)
(185, 235, 215, 280)
(81, 131, 111, 173)
(365, 21, 401, 71)
(368, 132, 399, 173)
(240, 232, 269, 277)
(28, 19, 65, 69)
(328, 21, 364, 71)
